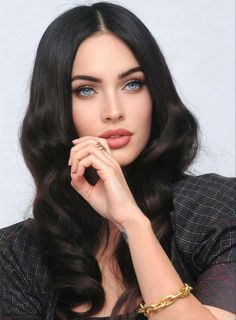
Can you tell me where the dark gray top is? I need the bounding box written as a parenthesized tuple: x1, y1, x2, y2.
(0, 173, 236, 319)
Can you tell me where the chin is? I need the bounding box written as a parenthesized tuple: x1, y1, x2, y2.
(115, 158, 132, 167)
(112, 151, 140, 167)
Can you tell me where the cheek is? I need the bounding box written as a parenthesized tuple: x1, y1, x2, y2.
(133, 94, 152, 131)
(72, 103, 94, 136)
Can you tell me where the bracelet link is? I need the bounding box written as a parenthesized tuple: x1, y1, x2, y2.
(138, 283, 193, 317)
(160, 294, 176, 307)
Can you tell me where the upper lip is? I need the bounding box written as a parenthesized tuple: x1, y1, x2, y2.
(99, 128, 133, 138)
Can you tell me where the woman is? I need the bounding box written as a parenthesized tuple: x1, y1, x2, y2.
(0, 2, 235, 320)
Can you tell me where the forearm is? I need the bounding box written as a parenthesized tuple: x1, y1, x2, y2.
(121, 208, 217, 320)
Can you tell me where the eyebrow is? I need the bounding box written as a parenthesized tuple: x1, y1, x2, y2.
(71, 66, 143, 83)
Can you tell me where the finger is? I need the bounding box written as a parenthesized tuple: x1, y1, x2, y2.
(71, 151, 80, 174)
(71, 143, 112, 174)
(74, 154, 113, 181)
(70, 154, 111, 201)
(72, 136, 111, 153)
(72, 136, 99, 145)
(70, 139, 95, 165)
(71, 174, 93, 202)
(69, 137, 112, 165)
(69, 140, 101, 170)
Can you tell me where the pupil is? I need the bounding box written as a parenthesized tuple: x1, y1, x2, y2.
(83, 88, 91, 95)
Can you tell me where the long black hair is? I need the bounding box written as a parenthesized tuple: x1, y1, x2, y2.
(20, 2, 199, 318)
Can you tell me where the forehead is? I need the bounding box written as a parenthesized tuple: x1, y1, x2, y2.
(72, 32, 139, 76)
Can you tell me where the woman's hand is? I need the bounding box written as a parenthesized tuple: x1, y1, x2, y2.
(69, 136, 142, 228)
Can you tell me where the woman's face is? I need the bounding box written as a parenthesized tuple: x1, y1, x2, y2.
(71, 32, 152, 166)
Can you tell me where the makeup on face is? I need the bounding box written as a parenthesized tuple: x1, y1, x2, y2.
(71, 67, 146, 101)
(71, 33, 152, 166)
(71, 66, 143, 83)
(99, 128, 133, 149)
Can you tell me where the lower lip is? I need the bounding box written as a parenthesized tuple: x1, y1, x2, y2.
(106, 136, 131, 149)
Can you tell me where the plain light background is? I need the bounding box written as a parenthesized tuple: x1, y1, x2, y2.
(0, 0, 235, 228)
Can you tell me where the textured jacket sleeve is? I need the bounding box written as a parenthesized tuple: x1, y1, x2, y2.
(172, 173, 236, 270)
(171, 173, 236, 313)
(0, 220, 56, 320)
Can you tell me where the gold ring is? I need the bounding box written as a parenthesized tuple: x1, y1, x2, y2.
(96, 142, 107, 153)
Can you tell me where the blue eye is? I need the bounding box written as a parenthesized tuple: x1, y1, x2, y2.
(124, 80, 144, 92)
(73, 86, 96, 98)
(78, 87, 95, 96)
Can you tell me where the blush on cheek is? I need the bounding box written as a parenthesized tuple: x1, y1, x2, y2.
(72, 112, 92, 137)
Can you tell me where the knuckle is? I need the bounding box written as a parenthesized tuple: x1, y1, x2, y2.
(70, 146, 79, 158)
(88, 145, 96, 153)
(88, 143, 95, 148)
(71, 145, 79, 152)
(89, 154, 95, 161)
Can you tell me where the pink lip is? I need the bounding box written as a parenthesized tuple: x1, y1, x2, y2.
(99, 128, 133, 149)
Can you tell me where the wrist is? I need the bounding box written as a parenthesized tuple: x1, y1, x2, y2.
(118, 207, 151, 236)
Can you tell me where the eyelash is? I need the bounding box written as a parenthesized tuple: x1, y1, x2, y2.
(72, 80, 145, 99)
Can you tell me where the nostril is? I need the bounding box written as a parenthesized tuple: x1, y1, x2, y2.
(104, 111, 125, 122)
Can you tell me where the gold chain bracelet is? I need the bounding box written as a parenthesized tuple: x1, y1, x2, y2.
(138, 283, 193, 317)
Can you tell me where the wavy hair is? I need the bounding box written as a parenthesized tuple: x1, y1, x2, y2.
(20, 2, 199, 318)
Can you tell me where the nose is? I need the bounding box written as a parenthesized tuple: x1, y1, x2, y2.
(101, 92, 125, 123)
